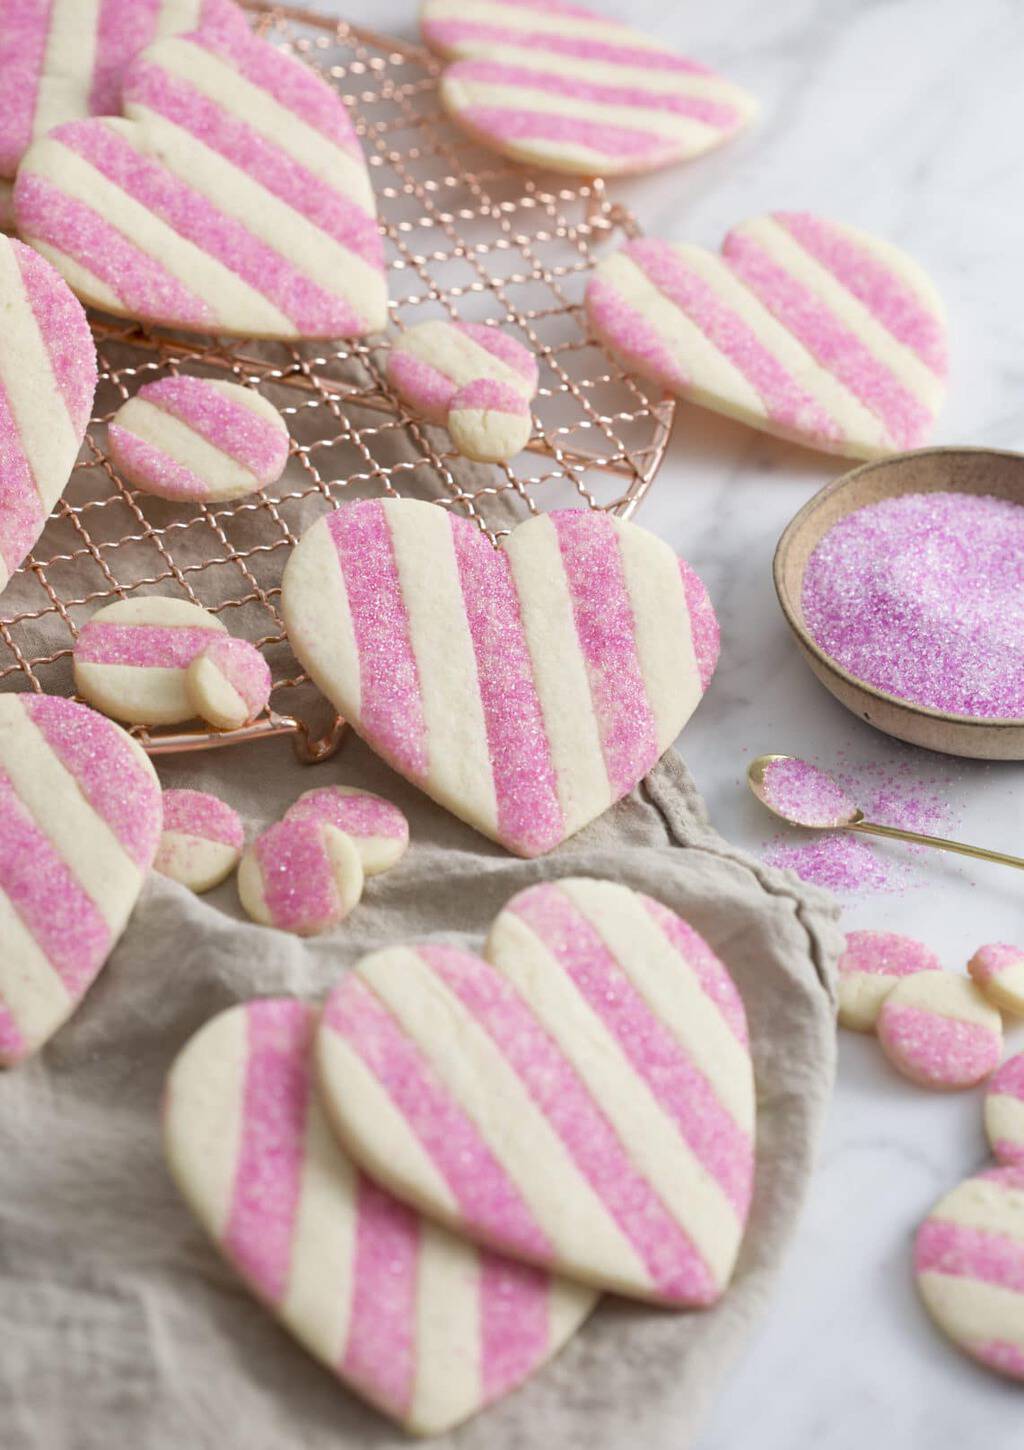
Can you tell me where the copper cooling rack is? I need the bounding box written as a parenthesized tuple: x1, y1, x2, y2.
(0, 0, 675, 759)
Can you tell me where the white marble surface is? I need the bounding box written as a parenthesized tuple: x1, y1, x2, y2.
(322, 1, 1024, 1444)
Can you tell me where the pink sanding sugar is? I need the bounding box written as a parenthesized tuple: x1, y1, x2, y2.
(802, 491, 1024, 719)
(759, 757, 854, 827)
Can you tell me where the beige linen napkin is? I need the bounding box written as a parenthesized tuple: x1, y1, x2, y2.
(0, 733, 842, 1450)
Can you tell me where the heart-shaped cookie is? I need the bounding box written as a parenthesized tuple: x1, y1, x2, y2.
(585, 215, 948, 459)
(421, 0, 757, 177)
(316, 878, 755, 1304)
(0, 235, 97, 594)
(281, 499, 718, 857)
(0, 0, 248, 183)
(14, 25, 387, 339)
(165, 997, 596, 1434)
(0, 694, 162, 1067)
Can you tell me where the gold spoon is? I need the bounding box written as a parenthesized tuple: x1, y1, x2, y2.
(747, 753, 1024, 872)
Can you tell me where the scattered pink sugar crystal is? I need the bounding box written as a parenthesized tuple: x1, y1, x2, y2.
(759, 756, 854, 827)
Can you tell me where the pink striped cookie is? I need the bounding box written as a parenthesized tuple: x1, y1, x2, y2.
(155, 788, 244, 892)
(585, 216, 948, 460)
(281, 498, 719, 857)
(837, 930, 941, 1033)
(0, 0, 248, 185)
(316, 877, 755, 1304)
(986, 1056, 1024, 1168)
(165, 998, 596, 1433)
(285, 786, 409, 876)
(108, 376, 290, 504)
(422, 0, 756, 178)
(387, 321, 537, 462)
(237, 817, 364, 936)
(14, 23, 387, 340)
(915, 1165, 1024, 1381)
(877, 971, 1003, 1090)
(186, 637, 272, 731)
(970, 944, 1024, 1018)
(74, 596, 227, 726)
(0, 235, 97, 595)
(0, 694, 162, 1066)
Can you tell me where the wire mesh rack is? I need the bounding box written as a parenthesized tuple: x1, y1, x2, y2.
(0, 0, 675, 760)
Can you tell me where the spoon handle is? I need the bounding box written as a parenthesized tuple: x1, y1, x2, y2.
(850, 819, 1024, 872)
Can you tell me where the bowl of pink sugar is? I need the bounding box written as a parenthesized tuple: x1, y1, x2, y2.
(775, 447, 1024, 759)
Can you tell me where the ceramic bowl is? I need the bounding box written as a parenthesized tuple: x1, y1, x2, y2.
(774, 446, 1024, 760)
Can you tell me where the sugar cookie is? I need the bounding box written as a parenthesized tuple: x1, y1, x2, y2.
(0, 236, 97, 595)
(985, 1055, 1024, 1168)
(185, 637, 272, 731)
(837, 930, 941, 1033)
(15, 25, 387, 340)
(281, 498, 718, 857)
(915, 1165, 1024, 1381)
(422, 0, 756, 178)
(165, 997, 596, 1433)
(284, 786, 409, 876)
(74, 596, 227, 726)
(237, 818, 363, 935)
(0, 0, 248, 186)
(155, 789, 244, 893)
(877, 971, 1003, 1090)
(108, 376, 290, 504)
(585, 217, 947, 460)
(0, 694, 161, 1066)
(387, 321, 538, 463)
(969, 944, 1024, 1018)
(316, 877, 754, 1304)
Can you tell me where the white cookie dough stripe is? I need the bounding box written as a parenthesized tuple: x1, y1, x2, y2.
(891, 973, 1003, 1027)
(503, 516, 609, 836)
(918, 1273, 1024, 1359)
(386, 501, 498, 839)
(616, 522, 700, 748)
(31, 0, 102, 144)
(18, 134, 290, 334)
(988, 1096, 1024, 1162)
(0, 704, 141, 934)
(0, 891, 71, 1063)
(163, 999, 247, 1237)
(440, 44, 747, 103)
(396, 320, 535, 395)
(423, 0, 678, 56)
(111, 397, 259, 495)
(0, 238, 80, 529)
(411, 1223, 482, 1431)
(324, 951, 654, 1293)
(281, 518, 362, 723)
(24, 237, 125, 315)
(928, 1177, 1024, 1243)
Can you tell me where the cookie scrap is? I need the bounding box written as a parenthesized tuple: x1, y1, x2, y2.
(837, 930, 941, 1033)
(237, 817, 364, 935)
(155, 788, 244, 893)
(186, 636, 272, 731)
(164, 997, 596, 1434)
(877, 971, 1003, 1090)
(315, 877, 754, 1304)
(986, 1055, 1024, 1169)
(285, 786, 409, 876)
(969, 944, 1024, 1018)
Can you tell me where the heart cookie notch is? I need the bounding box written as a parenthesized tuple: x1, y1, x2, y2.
(586, 214, 947, 460)
(0, 694, 162, 1066)
(164, 998, 597, 1434)
(14, 25, 387, 339)
(281, 498, 719, 856)
(316, 877, 755, 1305)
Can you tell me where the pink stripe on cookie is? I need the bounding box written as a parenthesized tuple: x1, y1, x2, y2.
(479, 1252, 550, 1400)
(328, 501, 428, 782)
(915, 1218, 1024, 1296)
(254, 818, 340, 934)
(723, 229, 932, 450)
(678, 559, 720, 693)
(136, 377, 288, 478)
(162, 788, 243, 849)
(456, 104, 670, 163)
(322, 973, 552, 1262)
(551, 510, 659, 797)
(452, 377, 528, 414)
(457, 323, 538, 386)
(387, 349, 456, 419)
(225, 998, 311, 1304)
(75, 621, 222, 668)
(13, 172, 215, 330)
(585, 271, 689, 392)
(0, 0, 52, 176)
(14, 239, 97, 431)
(88, 0, 162, 116)
(286, 788, 408, 842)
(425, 20, 709, 73)
(642, 895, 748, 1045)
(425, 940, 718, 1303)
(879, 1001, 1002, 1089)
(342, 1174, 420, 1415)
(107, 429, 209, 500)
(450, 512, 563, 857)
(775, 211, 948, 375)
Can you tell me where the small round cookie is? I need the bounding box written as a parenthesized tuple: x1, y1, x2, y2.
(108, 377, 290, 504)
(837, 930, 941, 1033)
(985, 1055, 1024, 1168)
(154, 789, 244, 893)
(284, 786, 409, 876)
(915, 1165, 1024, 1381)
(73, 597, 226, 726)
(185, 637, 272, 731)
(448, 379, 532, 462)
(387, 319, 538, 462)
(969, 944, 1024, 1018)
(237, 817, 363, 935)
(877, 971, 1003, 1090)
